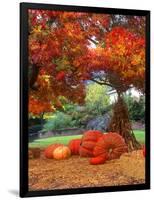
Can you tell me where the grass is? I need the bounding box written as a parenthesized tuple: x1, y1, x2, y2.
(133, 130, 145, 144)
(29, 134, 82, 148)
(29, 130, 145, 148)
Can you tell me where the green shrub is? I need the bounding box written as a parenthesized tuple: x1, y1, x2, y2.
(28, 124, 43, 134)
(42, 112, 77, 131)
(124, 95, 145, 122)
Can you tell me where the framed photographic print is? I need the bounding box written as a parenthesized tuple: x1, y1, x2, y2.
(20, 2, 150, 197)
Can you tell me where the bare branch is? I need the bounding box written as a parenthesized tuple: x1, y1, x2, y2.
(87, 37, 99, 45)
(91, 78, 113, 87)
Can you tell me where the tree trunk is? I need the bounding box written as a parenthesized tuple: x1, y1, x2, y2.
(108, 93, 141, 151)
(29, 64, 40, 90)
(40, 112, 44, 127)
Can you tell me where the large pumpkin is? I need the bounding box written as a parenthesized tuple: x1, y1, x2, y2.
(44, 143, 63, 159)
(53, 146, 71, 160)
(93, 132, 128, 160)
(68, 139, 81, 155)
(79, 130, 103, 157)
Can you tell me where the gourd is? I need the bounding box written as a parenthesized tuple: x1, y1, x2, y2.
(44, 144, 63, 159)
(79, 130, 103, 157)
(53, 146, 71, 160)
(68, 139, 81, 155)
(93, 132, 128, 160)
(89, 155, 108, 165)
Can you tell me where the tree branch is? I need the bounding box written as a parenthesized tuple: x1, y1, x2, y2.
(91, 78, 113, 87)
(78, 19, 99, 45)
(87, 37, 99, 45)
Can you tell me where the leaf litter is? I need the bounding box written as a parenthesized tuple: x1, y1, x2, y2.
(29, 150, 145, 191)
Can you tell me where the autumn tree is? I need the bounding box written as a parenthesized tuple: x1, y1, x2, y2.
(28, 10, 145, 150)
(79, 27, 145, 150)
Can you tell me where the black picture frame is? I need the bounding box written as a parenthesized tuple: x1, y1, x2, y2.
(20, 2, 150, 198)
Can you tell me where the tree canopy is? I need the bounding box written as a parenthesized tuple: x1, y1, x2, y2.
(28, 9, 145, 116)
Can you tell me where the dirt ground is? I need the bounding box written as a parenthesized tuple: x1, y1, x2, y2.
(29, 150, 145, 191)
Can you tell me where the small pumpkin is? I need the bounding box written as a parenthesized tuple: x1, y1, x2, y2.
(53, 146, 71, 160)
(89, 155, 108, 165)
(93, 132, 128, 160)
(68, 139, 81, 155)
(44, 144, 63, 159)
(79, 130, 103, 157)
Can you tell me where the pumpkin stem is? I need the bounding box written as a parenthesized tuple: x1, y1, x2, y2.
(109, 148, 113, 154)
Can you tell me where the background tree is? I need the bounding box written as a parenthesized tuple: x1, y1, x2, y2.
(85, 83, 110, 115)
(124, 95, 145, 122)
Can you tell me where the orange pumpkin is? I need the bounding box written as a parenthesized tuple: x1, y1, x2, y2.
(93, 132, 128, 160)
(53, 146, 71, 160)
(68, 139, 81, 155)
(44, 144, 63, 159)
(79, 130, 103, 157)
(89, 155, 108, 165)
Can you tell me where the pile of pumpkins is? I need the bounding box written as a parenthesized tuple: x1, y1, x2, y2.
(44, 130, 129, 165)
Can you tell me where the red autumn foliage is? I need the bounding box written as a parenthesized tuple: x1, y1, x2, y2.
(28, 10, 145, 115)
(29, 97, 54, 115)
(56, 71, 65, 81)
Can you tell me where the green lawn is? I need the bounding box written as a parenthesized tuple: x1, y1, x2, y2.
(133, 130, 145, 144)
(29, 130, 145, 148)
(29, 134, 82, 148)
